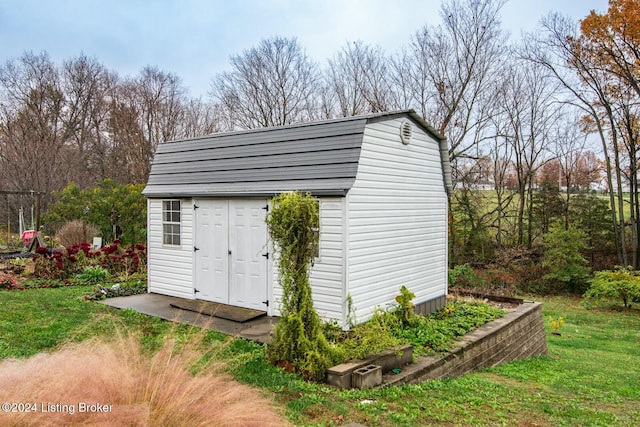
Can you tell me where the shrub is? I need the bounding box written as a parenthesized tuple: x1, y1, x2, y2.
(449, 264, 517, 296)
(77, 265, 109, 284)
(0, 272, 19, 289)
(265, 191, 338, 381)
(448, 264, 481, 288)
(55, 220, 100, 248)
(476, 265, 517, 296)
(584, 266, 640, 308)
(44, 180, 147, 245)
(394, 285, 416, 325)
(542, 226, 590, 293)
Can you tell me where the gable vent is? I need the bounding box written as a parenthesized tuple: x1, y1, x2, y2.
(400, 121, 412, 144)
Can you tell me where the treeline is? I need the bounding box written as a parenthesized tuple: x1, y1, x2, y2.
(1, 0, 638, 269)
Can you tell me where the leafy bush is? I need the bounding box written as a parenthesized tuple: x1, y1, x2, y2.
(10, 257, 28, 269)
(44, 180, 146, 245)
(584, 266, 640, 308)
(78, 266, 109, 284)
(542, 226, 590, 293)
(448, 264, 481, 288)
(394, 285, 416, 325)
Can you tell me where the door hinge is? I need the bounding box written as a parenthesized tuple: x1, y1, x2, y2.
(193, 204, 199, 209)
(262, 252, 269, 259)
(194, 246, 200, 251)
(262, 204, 269, 211)
(262, 300, 269, 307)
(194, 288, 200, 293)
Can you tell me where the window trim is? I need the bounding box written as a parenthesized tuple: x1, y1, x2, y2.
(162, 199, 182, 247)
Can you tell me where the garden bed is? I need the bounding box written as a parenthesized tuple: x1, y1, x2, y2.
(327, 298, 547, 389)
(383, 301, 547, 387)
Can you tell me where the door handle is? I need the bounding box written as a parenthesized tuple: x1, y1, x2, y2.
(228, 250, 232, 255)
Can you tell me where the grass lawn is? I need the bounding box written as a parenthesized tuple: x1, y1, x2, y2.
(1, 288, 638, 426)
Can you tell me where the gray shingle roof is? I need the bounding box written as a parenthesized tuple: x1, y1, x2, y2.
(142, 110, 452, 198)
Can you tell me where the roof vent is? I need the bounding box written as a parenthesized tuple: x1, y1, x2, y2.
(400, 121, 412, 144)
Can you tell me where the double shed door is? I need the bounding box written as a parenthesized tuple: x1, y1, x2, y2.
(194, 199, 269, 311)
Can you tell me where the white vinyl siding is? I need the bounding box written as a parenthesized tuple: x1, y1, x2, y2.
(147, 198, 194, 299)
(346, 119, 448, 323)
(272, 197, 345, 324)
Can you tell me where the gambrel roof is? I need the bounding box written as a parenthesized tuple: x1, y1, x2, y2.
(142, 110, 452, 198)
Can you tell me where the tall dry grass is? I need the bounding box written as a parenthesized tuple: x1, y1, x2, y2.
(55, 219, 99, 247)
(0, 331, 289, 426)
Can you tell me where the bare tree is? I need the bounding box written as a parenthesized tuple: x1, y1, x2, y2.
(498, 59, 560, 246)
(212, 37, 320, 129)
(180, 98, 227, 137)
(0, 51, 70, 203)
(547, 113, 590, 229)
(523, 12, 632, 265)
(326, 41, 393, 117)
(60, 54, 117, 182)
(393, 0, 508, 165)
(108, 66, 187, 183)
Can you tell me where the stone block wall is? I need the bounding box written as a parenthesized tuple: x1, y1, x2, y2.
(383, 301, 548, 386)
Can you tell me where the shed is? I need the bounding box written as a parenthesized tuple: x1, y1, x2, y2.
(143, 110, 453, 328)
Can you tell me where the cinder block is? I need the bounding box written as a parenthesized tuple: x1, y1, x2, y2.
(326, 361, 368, 389)
(352, 364, 382, 389)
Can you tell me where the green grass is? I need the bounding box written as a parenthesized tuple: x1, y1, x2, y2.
(0, 286, 106, 358)
(1, 288, 639, 426)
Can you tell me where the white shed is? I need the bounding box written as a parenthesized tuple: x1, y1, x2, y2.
(143, 110, 453, 328)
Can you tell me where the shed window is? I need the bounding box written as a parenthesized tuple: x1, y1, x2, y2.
(162, 200, 181, 246)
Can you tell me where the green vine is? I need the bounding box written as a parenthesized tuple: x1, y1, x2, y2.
(265, 191, 338, 381)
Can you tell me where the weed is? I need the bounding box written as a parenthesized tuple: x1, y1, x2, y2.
(548, 315, 565, 335)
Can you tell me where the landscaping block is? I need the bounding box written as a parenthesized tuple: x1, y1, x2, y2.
(363, 344, 413, 373)
(352, 364, 382, 389)
(326, 360, 369, 389)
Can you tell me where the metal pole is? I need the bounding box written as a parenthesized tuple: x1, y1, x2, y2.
(35, 193, 41, 233)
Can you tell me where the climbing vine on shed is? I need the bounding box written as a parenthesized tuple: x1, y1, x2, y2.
(265, 191, 338, 381)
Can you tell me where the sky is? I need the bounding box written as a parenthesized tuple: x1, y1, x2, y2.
(0, 0, 608, 98)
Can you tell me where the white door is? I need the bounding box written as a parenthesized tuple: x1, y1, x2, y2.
(194, 199, 268, 311)
(229, 200, 269, 310)
(194, 200, 229, 303)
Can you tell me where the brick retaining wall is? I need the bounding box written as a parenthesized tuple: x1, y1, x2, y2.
(382, 301, 548, 386)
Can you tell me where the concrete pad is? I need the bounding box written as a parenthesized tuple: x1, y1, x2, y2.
(101, 293, 277, 343)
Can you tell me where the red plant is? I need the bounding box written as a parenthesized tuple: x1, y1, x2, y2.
(33, 241, 147, 280)
(0, 272, 19, 289)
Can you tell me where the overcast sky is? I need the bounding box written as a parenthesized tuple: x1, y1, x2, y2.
(0, 0, 607, 98)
